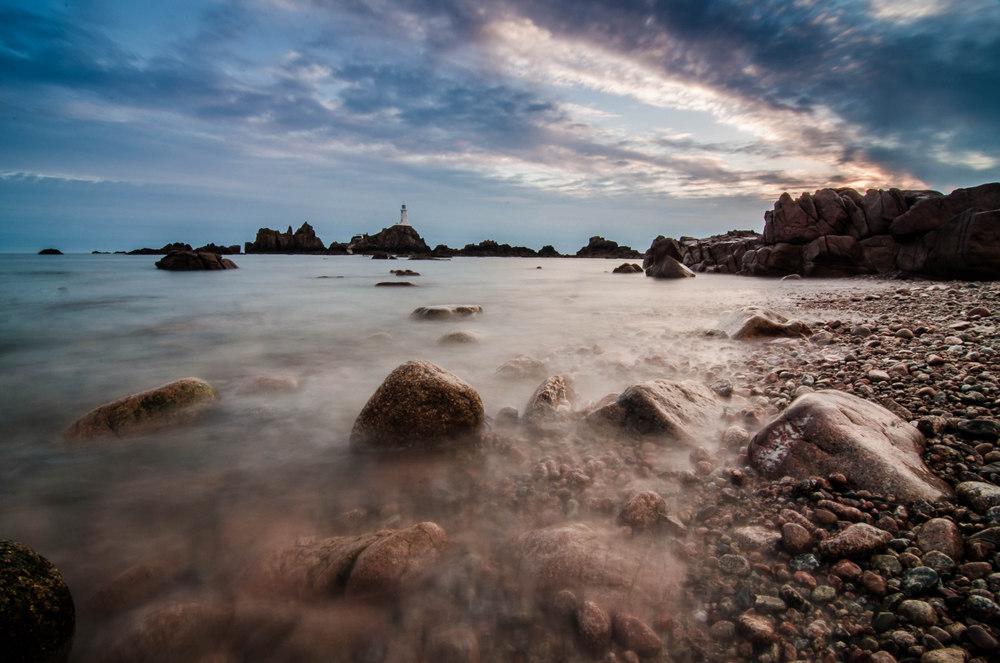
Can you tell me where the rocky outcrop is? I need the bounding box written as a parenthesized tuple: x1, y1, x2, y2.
(38, 248, 63, 255)
(643, 236, 696, 278)
(349, 360, 484, 450)
(664, 182, 1000, 278)
(194, 243, 241, 254)
(127, 242, 192, 255)
(244, 222, 327, 254)
(575, 236, 642, 259)
(349, 225, 431, 255)
(0, 540, 76, 663)
(155, 250, 239, 270)
(62, 377, 219, 441)
(438, 239, 538, 257)
(748, 390, 953, 503)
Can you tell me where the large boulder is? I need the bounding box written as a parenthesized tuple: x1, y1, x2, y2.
(155, 250, 238, 271)
(62, 377, 218, 441)
(349, 360, 484, 450)
(344, 522, 449, 597)
(716, 308, 812, 340)
(643, 236, 695, 278)
(591, 379, 723, 444)
(890, 183, 1000, 237)
(0, 540, 75, 663)
(925, 209, 1000, 279)
(748, 390, 952, 503)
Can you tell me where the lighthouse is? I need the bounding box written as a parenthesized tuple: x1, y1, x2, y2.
(398, 203, 410, 226)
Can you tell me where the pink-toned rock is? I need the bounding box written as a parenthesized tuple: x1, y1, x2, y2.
(818, 523, 893, 558)
(748, 390, 952, 503)
(782, 522, 814, 554)
(576, 601, 612, 651)
(618, 491, 667, 529)
(523, 375, 576, 425)
(737, 613, 776, 643)
(890, 183, 1000, 236)
(344, 522, 449, 597)
(916, 518, 964, 561)
(63, 377, 218, 441)
(612, 613, 661, 656)
(512, 524, 639, 590)
(243, 531, 389, 599)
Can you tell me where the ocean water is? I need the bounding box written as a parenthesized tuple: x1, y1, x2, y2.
(0, 253, 875, 660)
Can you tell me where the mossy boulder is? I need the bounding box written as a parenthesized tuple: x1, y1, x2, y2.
(62, 377, 218, 442)
(0, 540, 75, 663)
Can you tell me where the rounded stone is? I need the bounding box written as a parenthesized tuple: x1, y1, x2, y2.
(611, 614, 661, 656)
(898, 599, 937, 626)
(576, 601, 612, 651)
(917, 518, 964, 561)
(0, 540, 76, 663)
(903, 567, 940, 596)
(718, 554, 751, 576)
(350, 360, 484, 450)
(618, 491, 667, 530)
(781, 522, 813, 554)
(344, 522, 449, 596)
(921, 551, 956, 575)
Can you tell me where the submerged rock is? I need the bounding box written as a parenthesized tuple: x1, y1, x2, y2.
(522, 375, 576, 426)
(748, 390, 952, 503)
(345, 522, 449, 597)
(90, 600, 232, 663)
(612, 262, 643, 274)
(349, 360, 484, 450)
(0, 540, 76, 663)
(62, 377, 218, 442)
(411, 305, 483, 320)
(512, 524, 639, 590)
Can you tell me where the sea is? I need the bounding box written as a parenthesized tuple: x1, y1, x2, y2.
(0, 253, 876, 660)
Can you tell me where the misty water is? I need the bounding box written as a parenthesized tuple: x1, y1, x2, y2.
(0, 254, 879, 661)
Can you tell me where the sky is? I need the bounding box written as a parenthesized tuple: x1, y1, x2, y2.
(1, 0, 998, 253)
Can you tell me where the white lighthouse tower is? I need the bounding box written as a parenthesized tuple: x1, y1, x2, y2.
(398, 203, 410, 226)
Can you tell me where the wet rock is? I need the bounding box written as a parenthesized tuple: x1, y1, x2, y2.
(898, 599, 938, 626)
(93, 600, 232, 663)
(576, 601, 612, 651)
(612, 614, 661, 656)
(718, 554, 751, 576)
(410, 305, 483, 320)
(716, 307, 812, 340)
(903, 567, 941, 596)
(956, 481, 1000, 514)
(618, 491, 667, 530)
(244, 531, 389, 599)
(62, 377, 218, 441)
(917, 518, 964, 561)
(349, 360, 484, 450)
(0, 540, 76, 663)
(748, 390, 952, 503)
(965, 624, 998, 650)
(345, 522, 449, 597)
(782, 522, 814, 554)
(818, 523, 893, 558)
(512, 524, 641, 590)
(600, 379, 724, 444)
(439, 331, 481, 344)
(733, 526, 781, 554)
(523, 376, 576, 426)
(737, 613, 776, 643)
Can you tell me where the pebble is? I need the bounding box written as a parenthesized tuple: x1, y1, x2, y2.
(903, 567, 941, 596)
(919, 648, 968, 663)
(818, 523, 893, 558)
(576, 601, 612, 651)
(737, 613, 776, 643)
(612, 614, 661, 656)
(957, 481, 1000, 514)
(718, 554, 751, 576)
(781, 522, 813, 554)
(811, 585, 837, 603)
(917, 518, 965, 560)
(898, 599, 938, 626)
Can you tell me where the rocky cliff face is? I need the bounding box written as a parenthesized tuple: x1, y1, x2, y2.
(667, 183, 1000, 279)
(245, 222, 327, 254)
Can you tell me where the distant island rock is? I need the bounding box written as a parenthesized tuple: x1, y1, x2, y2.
(575, 236, 642, 259)
(349, 224, 431, 255)
(659, 182, 1000, 279)
(433, 239, 538, 258)
(155, 250, 239, 271)
(245, 222, 327, 254)
(38, 248, 63, 255)
(127, 242, 193, 255)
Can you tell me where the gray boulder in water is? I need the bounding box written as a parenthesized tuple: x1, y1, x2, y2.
(748, 390, 952, 503)
(349, 360, 484, 450)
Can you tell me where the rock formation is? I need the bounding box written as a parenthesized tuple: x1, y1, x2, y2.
(665, 182, 1000, 279)
(38, 248, 63, 255)
(127, 242, 193, 255)
(643, 236, 696, 278)
(575, 236, 642, 259)
(349, 225, 431, 255)
(244, 222, 327, 254)
(155, 250, 239, 270)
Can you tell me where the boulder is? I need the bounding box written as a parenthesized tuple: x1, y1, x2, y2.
(748, 390, 952, 503)
(818, 523, 893, 558)
(593, 379, 723, 444)
(576, 601, 612, 651)
(350, 225, 431, 255)
(717, 307, 812, 340)
(0, 540, 75, 663)
(522, 376, 575, 426)
(62, 377, 218, 441)
(349, 360, 484, 450)
(678, 231, 762, 274)
(612, 262, 643, 274)
(411, 305, 483, 320)
(643, 236, 696, 278)
(925, 209, 1000, 279)
(742, 242, 804, 276)
(344, 522, 449, 597)
(245, 222, 327, 254)
(803, 235, 868, 277)
(38, 248, 63, 255)
(494, 355, 547, 380)
(155, 250, 239, 270)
